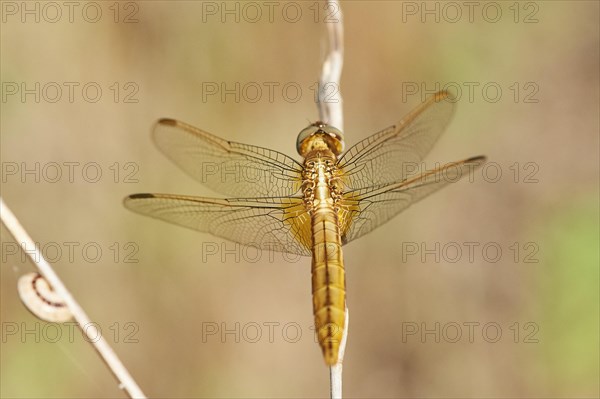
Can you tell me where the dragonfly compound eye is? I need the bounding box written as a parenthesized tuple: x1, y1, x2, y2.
(296, 122, 345, 157)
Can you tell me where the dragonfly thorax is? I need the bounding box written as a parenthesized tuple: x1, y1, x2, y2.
(296, 122, 345, 157)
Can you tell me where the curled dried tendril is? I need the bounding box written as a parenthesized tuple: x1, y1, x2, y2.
(17, 272, 73, 322)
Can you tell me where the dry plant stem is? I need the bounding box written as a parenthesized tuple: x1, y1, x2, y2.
(0, 197, 147, 399)
(330, 306, 349, 399)
(318, 0, 344, 131)
(317, 1, 346, 398)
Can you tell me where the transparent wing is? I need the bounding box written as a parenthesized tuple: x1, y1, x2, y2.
(152, 119, 304, 197)
(337, 91, 456, 190)
(338, 156, 486, 244)
(124, 194, 312, 256)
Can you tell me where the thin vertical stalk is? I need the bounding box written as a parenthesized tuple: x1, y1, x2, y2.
(318, 0, 344, 131)
(316, 1, 347, 398)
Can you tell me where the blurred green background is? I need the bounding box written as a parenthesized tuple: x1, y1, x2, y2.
(1, 1, 598, 398)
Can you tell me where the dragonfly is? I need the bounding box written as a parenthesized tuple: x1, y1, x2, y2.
(124, 90, 486, 365)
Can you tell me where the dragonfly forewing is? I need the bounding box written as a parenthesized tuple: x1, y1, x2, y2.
(153, 118, 304, 198)
(337, 91, 456, 190)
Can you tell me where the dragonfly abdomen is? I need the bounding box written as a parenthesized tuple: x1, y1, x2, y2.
(311, 208, 346, 365)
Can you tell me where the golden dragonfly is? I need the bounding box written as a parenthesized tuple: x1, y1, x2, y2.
(124, 90, 486, 365)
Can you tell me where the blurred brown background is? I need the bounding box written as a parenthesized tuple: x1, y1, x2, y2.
(1, 1, 598, 398)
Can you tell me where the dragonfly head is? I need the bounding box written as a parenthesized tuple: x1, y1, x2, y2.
(296, 122, 345, 157)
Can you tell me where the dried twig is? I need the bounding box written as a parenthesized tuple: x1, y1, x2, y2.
(0, 197, 146, 399)
(329, 306, 349, 399)
(318, 0, 344, 131)
(316, 1, 347, 398)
